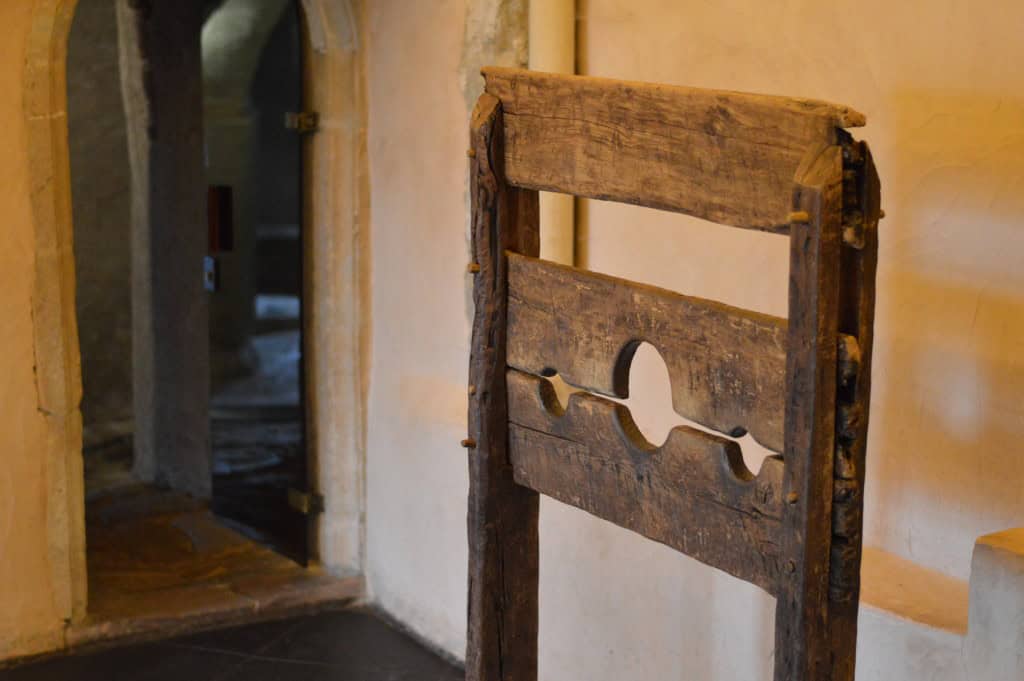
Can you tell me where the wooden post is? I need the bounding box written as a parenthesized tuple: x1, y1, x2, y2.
(465, 68, 878, 681)
(466, 93, 540, 681)
(827, 140, 882, 681)
(775, 145, 844, 680)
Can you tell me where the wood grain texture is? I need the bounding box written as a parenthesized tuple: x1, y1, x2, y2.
(827, 139, 881, 681)
(467, 68, 880, 681)
(507, 369, 785, 594)
(773, 145, 844, 681)
(507, 253, 789, 452)
(465, 93, 540, 681)
(483, 67, 865, 232)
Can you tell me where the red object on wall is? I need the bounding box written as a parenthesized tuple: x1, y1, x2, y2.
(207, 185, 234, 253)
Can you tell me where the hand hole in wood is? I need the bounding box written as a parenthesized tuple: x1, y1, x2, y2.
(506, 253, 786, 454)
(538, 368, 575, 415)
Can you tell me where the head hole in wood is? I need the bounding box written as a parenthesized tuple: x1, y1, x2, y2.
(535, 342, 777, 478)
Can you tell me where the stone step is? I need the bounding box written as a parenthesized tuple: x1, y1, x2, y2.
(856, 546, 968, 679)
(856, 531, 1024, 680)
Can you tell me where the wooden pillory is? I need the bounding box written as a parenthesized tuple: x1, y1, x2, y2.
(465, 67, 881, 681)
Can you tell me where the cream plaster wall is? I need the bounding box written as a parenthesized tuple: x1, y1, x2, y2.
(0, 0, 81, 660)
(577, 0, 1024, 585)
(544, 2, 1024, 677)
(358, 3, 776, 676)
(363, 0, 476, 656)
(3, 0, 1022, 675)
(360, 0, 530, 657)
(361, 1, 1024, 679)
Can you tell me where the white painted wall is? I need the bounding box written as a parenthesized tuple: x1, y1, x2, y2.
(363, 0, 475, 657)
(529, 0, 575, 265)
(363, 0, 1024, 678)
(577, 0, 1024, 585)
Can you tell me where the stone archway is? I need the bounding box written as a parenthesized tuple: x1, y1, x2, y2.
(294, 0, 369, 577)
(22, 0, 369, 631)
(24, 0, 88, 632)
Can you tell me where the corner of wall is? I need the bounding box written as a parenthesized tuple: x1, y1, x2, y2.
(23, 0, 88, 631)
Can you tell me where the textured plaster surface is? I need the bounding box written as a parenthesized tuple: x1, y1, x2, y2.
(458, 0, 527, 111)
(860, 547, 968, 635)
(362, 0, 530, 658)
(363, 0, 480, 657)
(361, 1, 1024, 679)
(0, 0, 82, 661)
(578, 0, 1024, 586)
(565, 0, 1024, 677)
(856, 604, 967, 681)
(967, 528, 1024, 680)
(5, 0, 1024, 677)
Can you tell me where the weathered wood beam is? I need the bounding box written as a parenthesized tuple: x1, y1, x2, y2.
(484, 67, 863, 232)
(507, 253, 789, 452)
(773, 145, 844, 681)
(827, 139, 882, 681)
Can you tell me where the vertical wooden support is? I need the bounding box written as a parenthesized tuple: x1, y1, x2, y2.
(827, 140, 882, 681)
(466, 93, 541, 681)
(775, 145, 844, 680)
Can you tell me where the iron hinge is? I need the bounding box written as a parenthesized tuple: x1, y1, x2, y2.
(288, 488, 325, 515)
(284, 111, 320, 134)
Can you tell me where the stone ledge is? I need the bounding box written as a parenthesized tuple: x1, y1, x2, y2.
(855, 546, 969, 680)
(966, 528, 1024, 681)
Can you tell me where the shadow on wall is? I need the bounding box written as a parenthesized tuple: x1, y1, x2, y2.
(866, 89, 1024, 579)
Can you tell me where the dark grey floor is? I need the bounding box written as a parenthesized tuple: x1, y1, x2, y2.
(2, 610, 462, 681)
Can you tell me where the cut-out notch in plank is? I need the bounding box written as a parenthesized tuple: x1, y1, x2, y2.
(506, 253, 789, 453)
(508, 369, 785, 594)
(483, 67, 865, 232)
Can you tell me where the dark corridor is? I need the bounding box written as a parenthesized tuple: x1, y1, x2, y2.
(207, 1, 311, 564)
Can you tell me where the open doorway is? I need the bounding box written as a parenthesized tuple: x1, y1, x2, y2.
(204, 0, 312, 564)
(65, 0, 352, 640)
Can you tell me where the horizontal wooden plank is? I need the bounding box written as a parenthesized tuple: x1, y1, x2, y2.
(483, 67, 865, 232)
(508, 369, 785, 594)
(507, 253, 788, 452)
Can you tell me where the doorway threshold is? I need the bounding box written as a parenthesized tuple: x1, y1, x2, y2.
(66, 485, 362, 654)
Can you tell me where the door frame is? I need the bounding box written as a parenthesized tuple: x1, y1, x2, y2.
(23, 0, 369, 624)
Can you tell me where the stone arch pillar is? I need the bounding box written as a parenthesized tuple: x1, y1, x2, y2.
(116, 0, 211, 496)
(22, 0, 88, 635)
(294, 0, 368, 574)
